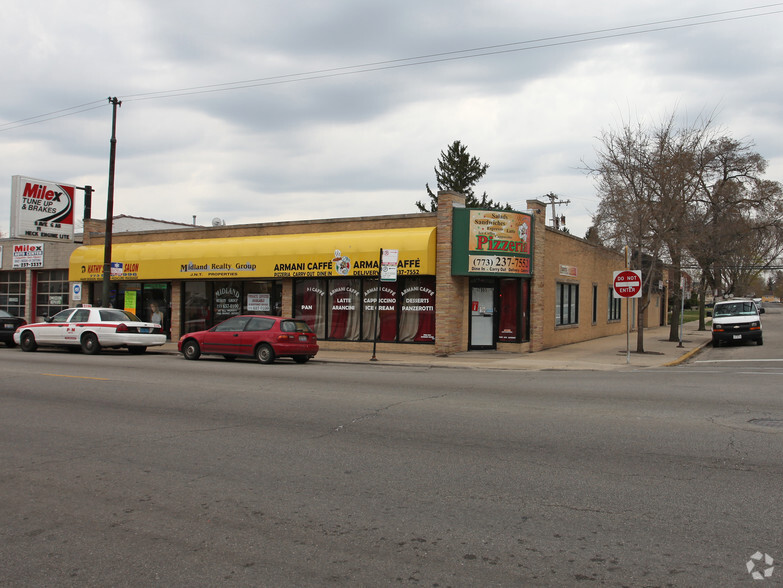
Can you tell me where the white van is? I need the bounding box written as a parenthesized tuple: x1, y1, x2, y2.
(710, 298, 764, 347)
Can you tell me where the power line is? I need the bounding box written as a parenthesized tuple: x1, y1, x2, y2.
(0, 100, 107, 131)
(121, 6, 783, 103)
(2, 4, 782, 131)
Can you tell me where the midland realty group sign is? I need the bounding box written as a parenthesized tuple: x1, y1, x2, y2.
(10, 175, 76, 242)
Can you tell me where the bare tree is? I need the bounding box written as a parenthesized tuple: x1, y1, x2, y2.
(687, 137, 783, 325)
(589, 113, 711, 351)
(589, 110, 783, 347)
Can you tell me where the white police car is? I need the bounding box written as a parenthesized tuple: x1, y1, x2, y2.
(14, 307, 166, 354)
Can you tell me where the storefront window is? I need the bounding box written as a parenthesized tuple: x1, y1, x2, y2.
(1, 271, 26, 317)
(496, 278, 530, 343)
(498, 279, 519, 342)
(362, 281, 399, 341)
(184, 282, 210, 334)
(328, 279, 361, 341)
(213, 282, 242, 323)
(143, 283, 171, 338)
(294, 279, 327, 339)
(118, 282, 142, 315)
(244, 281, 281, 315)
(182, 280, 282, 335)
(399, 276, 436, 343)
(295, 276, 435, 344)
(35, 269, 69, 320)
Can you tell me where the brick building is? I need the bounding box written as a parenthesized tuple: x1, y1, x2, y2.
(0, 216, 197, 325)
(59, 192, 667, 355)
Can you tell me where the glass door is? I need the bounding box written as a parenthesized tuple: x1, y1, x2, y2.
(470, 283, 496, 349)
(142, 283, 171, 339)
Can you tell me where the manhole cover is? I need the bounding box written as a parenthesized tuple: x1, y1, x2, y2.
(748, 419, 783, 428)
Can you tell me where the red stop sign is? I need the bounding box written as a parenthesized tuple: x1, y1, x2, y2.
(613, 270, 642, 298)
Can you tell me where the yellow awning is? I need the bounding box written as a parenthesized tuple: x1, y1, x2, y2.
(70, 227, 436, 281)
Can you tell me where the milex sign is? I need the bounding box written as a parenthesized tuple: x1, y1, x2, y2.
(10, 175, 76, 242)
(451, 208, 534, 277)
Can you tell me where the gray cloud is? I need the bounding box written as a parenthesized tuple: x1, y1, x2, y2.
(2, 1, 782, 239)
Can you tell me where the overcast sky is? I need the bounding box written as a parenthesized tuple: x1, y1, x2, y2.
(2, 1, 782, 240)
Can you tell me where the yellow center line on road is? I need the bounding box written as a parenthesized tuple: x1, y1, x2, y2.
(42, 373, 112, 381)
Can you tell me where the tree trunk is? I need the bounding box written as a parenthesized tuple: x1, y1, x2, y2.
(698, 284, 707, 331)
(635, 298, 645, 354)
(668, 258, 682, 342)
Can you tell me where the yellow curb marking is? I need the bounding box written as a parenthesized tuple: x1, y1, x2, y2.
(42, 373, 111, 381)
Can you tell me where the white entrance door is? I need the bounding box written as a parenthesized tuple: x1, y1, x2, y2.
(470, 287, 495, 348)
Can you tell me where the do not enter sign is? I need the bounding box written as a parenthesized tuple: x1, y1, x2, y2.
(613, 270, 642, 298)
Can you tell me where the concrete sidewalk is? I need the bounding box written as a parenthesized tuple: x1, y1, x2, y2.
(162, 322, 711, 371)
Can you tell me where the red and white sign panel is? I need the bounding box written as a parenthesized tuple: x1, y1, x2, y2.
(381, 248, 399, 282)
(12, 242, 44, 269)
(613, 270, 642, 298)
(10, 175, 76, 242)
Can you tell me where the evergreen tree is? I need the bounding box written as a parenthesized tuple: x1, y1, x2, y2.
(416, 140, 511, 211)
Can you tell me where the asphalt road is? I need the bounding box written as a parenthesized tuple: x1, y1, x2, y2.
(1, 318, 781, 587)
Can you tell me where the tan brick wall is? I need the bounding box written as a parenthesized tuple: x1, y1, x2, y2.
(535, 226, 667, 350)
(540, 228, 626, 348)
(526, 200, 548, 352)
(434, 191, 467, 356)
(281, 278, 293, 317)
(83, 214, 437, 245)
(170, 281, 182, 340)
(0, 238, 79, 269)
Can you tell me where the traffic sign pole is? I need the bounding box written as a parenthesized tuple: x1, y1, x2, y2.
(371, 248, 382, 362)
(626, 298, 630, 364)
(613, 270, 643, 364)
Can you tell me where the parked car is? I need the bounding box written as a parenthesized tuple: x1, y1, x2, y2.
(14, 307, 166, 354)
(178, 315, 319, 364)
(1, 310, 27, 347)
(709, 298, 764, 347)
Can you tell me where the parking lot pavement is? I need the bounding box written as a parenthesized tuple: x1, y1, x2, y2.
(162, 322, 711, 371)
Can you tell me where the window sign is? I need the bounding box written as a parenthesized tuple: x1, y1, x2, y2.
(12, 243, 44, 268)
(295, 279, 326, 339)
(399, 277, 436, 342)
(328, 279, 361, 340)
(214, 285, 241, 321)
(247, 293, 271, 312)
(362, 282, 398, 341)
(124, 290, 137, 314)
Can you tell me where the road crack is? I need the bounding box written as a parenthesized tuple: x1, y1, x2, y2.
(318, 393, 449, 437)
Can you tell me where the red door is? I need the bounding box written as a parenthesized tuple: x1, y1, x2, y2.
(201, 316, 250, 355)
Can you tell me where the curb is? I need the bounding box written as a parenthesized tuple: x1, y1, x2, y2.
(662, 339, 710, 367)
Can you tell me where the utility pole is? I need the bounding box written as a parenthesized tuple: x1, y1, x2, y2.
(102, 97, 121, 307)
(545, 192, 570, 230)
(73, 184, 94, 221)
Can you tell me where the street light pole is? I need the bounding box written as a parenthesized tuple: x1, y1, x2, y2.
(102, 97, 121, 307)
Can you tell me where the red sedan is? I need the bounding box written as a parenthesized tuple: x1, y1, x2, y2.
(178, 315, 318, 364)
